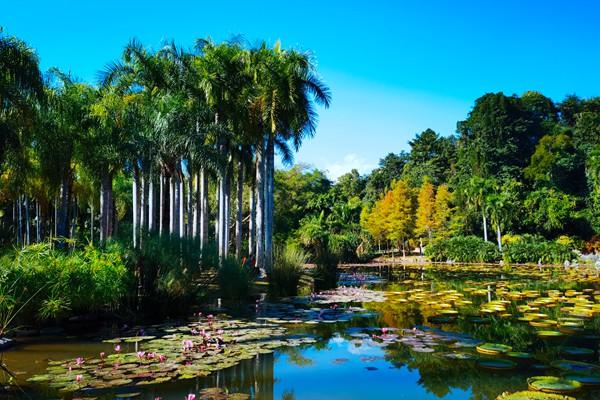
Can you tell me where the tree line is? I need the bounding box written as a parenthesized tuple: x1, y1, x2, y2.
(274, 92, 600, 261)
(0, 31, 331, 273)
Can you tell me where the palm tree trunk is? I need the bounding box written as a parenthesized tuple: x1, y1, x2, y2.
(35, 200, 40, 243)
(169, 175, 175, 236)
(148, 175, 154, 232)
(215, 181, 220, 250)
(200, 168, 208, 250)
(179, 167, 185, 238)
(482, 212, 488, 242)
(255, 141, 265, 270)
(187, 171, 193, 237)
(24, 196, 30, 245)
(496, 224, 502, 251)
(159, 173, 164, 236)
(133, 166, 139, 248)
(248, 176, 255, 257)
(223, 168, 231, 257)
(17, 197, 23, 246)
(264, 135, 274, 273)
(235, 158, 244, 259)
(193, 173, 199, 238)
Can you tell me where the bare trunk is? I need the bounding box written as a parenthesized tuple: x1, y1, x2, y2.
(187, 171, 193, 237)
(482, 212, 488, 242)
(496, 224, 502, 251)
(179, 168, 184, 239)
(148, 176, 154, 232)
(255, 140, 265, 270)
(169, 175, 175, 236)
(235, 158, 244, 259)
(248, 177, 255, 257)
(133, 166, 139, 248)
(17, 197, 22, 246)
(24, 196, 30, 245)
(264, 135, 274, 273)
(215, 182, 219, 249)
(223, 168, 231, 257)
(193, 173, 199, 238)
(159, 173, 164, 236)
(200, 168, 208, 250)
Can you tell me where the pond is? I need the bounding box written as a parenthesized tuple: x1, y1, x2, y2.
(4, 264, 600, 400)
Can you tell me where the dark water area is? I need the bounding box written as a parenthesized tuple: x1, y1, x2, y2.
(3, 264, 600, 399)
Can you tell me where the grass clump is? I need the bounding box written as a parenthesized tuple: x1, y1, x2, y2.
(269, 245, 309, 297)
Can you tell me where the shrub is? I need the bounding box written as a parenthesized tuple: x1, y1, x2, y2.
(425, 236, 500, 263)
(218, 258, 253, 301)
(502, 235, 576, 264)
(270, 245, 308, 297)
(313, 248, 339, 290)
(0, 241, 131, 327)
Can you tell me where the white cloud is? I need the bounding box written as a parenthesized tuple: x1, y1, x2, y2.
(324, 153, 375, 181)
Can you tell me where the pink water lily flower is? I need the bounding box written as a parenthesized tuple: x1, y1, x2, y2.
(99, 352, 106, 359)
(114, 344, 121, 352)
(75, 374, 82, 382)
(186, 394, 196, 400)
(75, 357, 84, 365)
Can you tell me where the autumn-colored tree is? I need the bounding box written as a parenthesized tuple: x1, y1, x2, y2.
(415, 178, 435, 250)
(385, 179, 415, 257)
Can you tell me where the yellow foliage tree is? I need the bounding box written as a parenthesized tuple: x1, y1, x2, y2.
(384, 179, 415, 256)
(415, 177, 435, 243)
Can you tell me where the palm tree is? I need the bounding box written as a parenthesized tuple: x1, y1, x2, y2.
(249, 41, 331, 273)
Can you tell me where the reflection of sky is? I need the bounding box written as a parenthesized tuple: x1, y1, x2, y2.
(273, 337, 471, 400)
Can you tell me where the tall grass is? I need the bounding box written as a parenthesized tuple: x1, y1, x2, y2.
(269, 246, 309, 297)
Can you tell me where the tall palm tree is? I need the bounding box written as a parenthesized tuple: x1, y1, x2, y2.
(249, 41, 331, 272)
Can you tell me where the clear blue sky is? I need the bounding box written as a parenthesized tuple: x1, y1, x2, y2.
(4, 1, 600, 179)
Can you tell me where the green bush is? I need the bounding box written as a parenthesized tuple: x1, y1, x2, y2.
(218, 258, 253, 301)
(270, 245, 308, 297)
(425, 236, 500, 263)
(502, 235, 576, 264)
(0, 241, 131, 327)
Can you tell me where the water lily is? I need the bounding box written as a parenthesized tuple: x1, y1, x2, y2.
(75, 374, 82, 382)
(185, 394, 196, 400)
(99, 352, 106, 359)
(75, 357, 84, 365)
(114, 344, 121, 352)
(137, 351, 146, 359)
(158, 354, 167, 363)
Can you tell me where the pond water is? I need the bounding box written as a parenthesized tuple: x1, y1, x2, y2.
(4, 264, 600, 399)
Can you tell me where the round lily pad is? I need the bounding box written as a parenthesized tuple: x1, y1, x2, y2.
(476, 343, 512, 356)
(527, 376, 581, 394)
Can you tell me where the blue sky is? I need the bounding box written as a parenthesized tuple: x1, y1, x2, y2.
(4, 1, 600, 179)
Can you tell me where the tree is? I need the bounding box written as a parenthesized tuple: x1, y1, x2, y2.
(524, 131, 585, 195)
(403, 129, 456, 186)
(384, 179, 415, 257)
(415, 177, 435, 252)
(431, 184, 454, 239)
(524, 187, 577, 235)
(485, 179, 521, 251)
(363, 152, 409, 204)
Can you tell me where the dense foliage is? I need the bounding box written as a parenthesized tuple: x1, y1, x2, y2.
(274, 91, 600, 263)
(0, 241, 130, 329)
